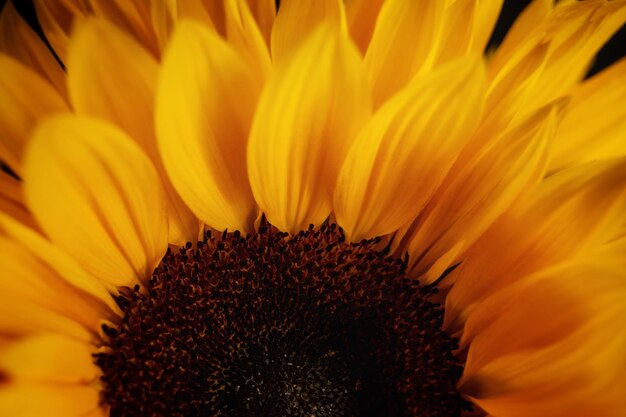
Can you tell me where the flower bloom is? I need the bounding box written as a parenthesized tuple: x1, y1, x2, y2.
(0, 0, 625, 416)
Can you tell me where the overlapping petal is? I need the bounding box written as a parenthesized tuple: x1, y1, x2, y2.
(0, 54, 68, 175)
(157, 21, 260, 232)
(364, 0, 444, 107)
(485, 0, 626, 132)
(459, 261, 626, 417)
(248, 23, 371, 233)
(400, 102, 558, 282)
(0, 333, 99, 384)
(0, 1, 66, 98)
(551, 56, 626, 171)
(23, 115, 168, 288)
(334, 56, 486, 241)
(68, 17, 198, 245)
(446, 158, 626, 331)
(271, 0, 345, 62)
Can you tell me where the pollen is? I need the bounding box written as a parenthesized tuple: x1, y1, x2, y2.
(96, 222, 469, 417)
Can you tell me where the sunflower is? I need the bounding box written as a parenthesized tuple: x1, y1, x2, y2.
(1, 0, 626, 416)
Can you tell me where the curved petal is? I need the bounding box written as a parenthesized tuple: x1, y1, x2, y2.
(68, 17, 198, 245)
(0, 1, 67, 98)
(401, 101, 558, 282)
(88, 0, 160, 57)
(0, 383, 102, 417)
(344, 0, 385, 53)
(486, 0, 626, 130)
(334, 56, 486, 241)
(33, 0, 87, 64)
(0, 171, 38, 230)
(157, 21, 260, 233)
(364, 0, 445, 107)
(551, 56, 626, 172)
(224, 0, 272, 80)
(0, 54, 69, 175)
(271, 0, 345, 62)
(459, 261, 626, 417)
(0, 333, 98, 383)
(445, 158, 626, 332)
(0, 212, 121, 314)
(248, 23, 371, 233)
(23, 115, 168, 287)
(436, 0, 503, 64)
(0, 237, 109, 341)
(245, 0, 275, 46)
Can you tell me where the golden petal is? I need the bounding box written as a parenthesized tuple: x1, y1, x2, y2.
(23, 115, 168, 287)
(248, 23, 371, 233)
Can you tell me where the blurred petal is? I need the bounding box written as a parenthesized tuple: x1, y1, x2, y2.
(344, 0, 385, 52)
(0, 383, 102, 417)
(0, 1, 66, 98)
(460, 261, 626, 417)
(68, 17, 198, 245)
(157, 21, 260, 232)
(487, 0, 626, 130)
(224, 0, 272, 79)
(0, 237, 110, 340)
(245, 0, 275, 46)
(364, 0, 444, 107)
(436, 0, 503, 64)
(23, 115, 168, 287)
(335, 56, 486, 241)
(88, 0, 160, 57)
(33, 0, 87, 64)
(551, 57, 626, 171)
(0, 212, 120, 313)
(0, 333, 98, 383)
(402, 101, 558, 281)
(446, 158, 626, 331)
(0, 172, 38, 230)
(271, 0, 345, 62)
(0, 54, 68, 175)
(248, 24, 371, 233)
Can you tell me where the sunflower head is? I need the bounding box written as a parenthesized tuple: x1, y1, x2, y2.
(0, 1, 626, 417)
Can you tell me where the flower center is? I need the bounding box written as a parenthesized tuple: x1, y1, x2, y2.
(96, 223, 469, 417)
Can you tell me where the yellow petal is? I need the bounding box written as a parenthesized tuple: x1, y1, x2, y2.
(33, 0, 87, 64)
(149, 0, 177, 51)
(0, 54, 69, 175)
(344, 0, 385, 53)
(334, 56, 486, 241)
(0, 383, 102, 417)
(23, 115, 168, 287)
(436, 0, 503, 64)
(0, 238, 102, 340)
(487, 0, 626, 128)
(459, 261, 626, 417)
(68, 17, 198, 245)
(0, 1, 67, 98)
(0, 171, 38, 230)
(494, 0, 552, 55)
(445, 157, 626, 332)
(0, 212, 121, 314)
(402, 101, 557, 281)
(248, 24, 371, 233)
(224, 0, 272, 79)
(550, 57, 626, 171)
(157, 21, 260, 232)
(88, 0, 160, 57)
(0, 334, 98, 383)
(270, 0, 345, 62)
(364, 0, 445, 107)
(245, 0, 275, 46)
